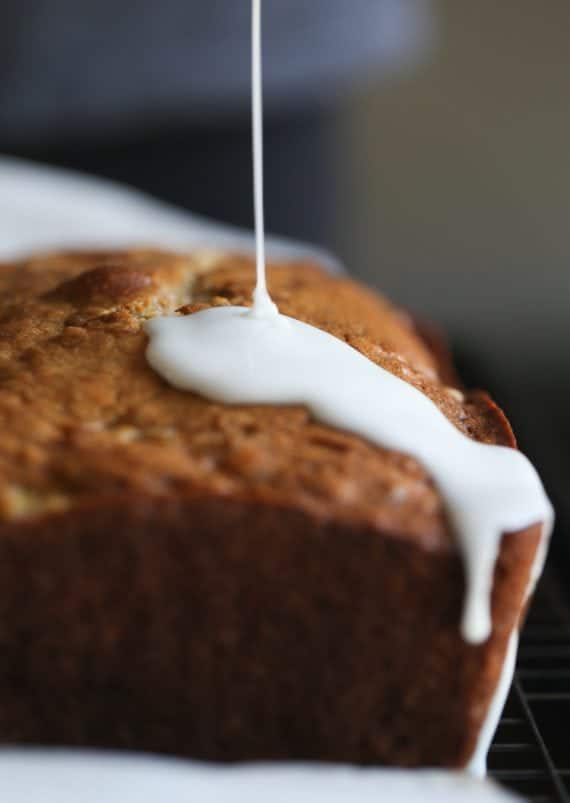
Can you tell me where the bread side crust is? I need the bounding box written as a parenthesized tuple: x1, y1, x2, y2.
(0, 495, 540, 766)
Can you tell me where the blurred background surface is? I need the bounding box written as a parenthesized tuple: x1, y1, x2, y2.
(335, 0, 570, 375)
(1, 2, 567, 364)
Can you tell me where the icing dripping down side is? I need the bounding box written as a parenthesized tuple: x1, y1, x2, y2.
(145, 306, 554, 644)
(250, 0, 278, 320)
(467, 518, 550, 774)
(468, 631, 518, 777)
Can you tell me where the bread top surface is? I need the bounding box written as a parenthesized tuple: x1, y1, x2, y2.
(0, 249, 515, 549)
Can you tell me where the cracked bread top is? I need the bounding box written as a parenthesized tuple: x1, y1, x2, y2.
(0, 249, 515, 551)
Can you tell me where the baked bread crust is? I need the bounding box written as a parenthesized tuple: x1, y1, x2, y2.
(0, 249, 541, 766)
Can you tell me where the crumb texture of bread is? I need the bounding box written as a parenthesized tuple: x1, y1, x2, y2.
(0, 249, 539, 767)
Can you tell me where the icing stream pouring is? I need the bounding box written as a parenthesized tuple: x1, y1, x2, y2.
(250, 0, 278, 320)
(144, 0, 553, 648)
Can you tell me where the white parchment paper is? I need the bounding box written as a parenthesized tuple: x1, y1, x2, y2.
(0, 752, 522, 803)
(0, 156, 341, 273)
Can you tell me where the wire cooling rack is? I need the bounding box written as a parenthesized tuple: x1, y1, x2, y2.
(489, 570, 570, 802)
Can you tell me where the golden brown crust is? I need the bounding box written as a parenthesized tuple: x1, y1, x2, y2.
(0, 250, 513, 546)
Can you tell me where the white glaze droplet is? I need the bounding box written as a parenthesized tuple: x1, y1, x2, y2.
(145, 306, 553, 644)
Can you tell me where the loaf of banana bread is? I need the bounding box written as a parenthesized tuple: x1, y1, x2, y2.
(0, 249, 543, 767)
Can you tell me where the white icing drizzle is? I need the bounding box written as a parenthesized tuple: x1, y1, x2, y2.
(468, 631, 518, 777)
(143, 0, 554, 772)
(250, 0, 279, 320)
(468, 517, 550, 774)
(144, 0, 553, 647)
(145, 307, 552, 645)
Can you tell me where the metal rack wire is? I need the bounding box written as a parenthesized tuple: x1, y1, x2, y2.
(489, 570, 570, 802)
